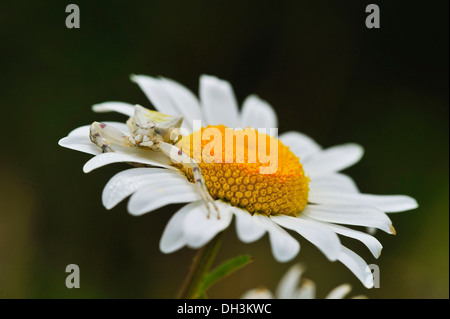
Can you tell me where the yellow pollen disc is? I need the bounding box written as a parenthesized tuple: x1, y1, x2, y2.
(176, 125, 309, 217)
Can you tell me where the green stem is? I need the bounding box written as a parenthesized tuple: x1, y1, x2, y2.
(177, 231, 225, 299)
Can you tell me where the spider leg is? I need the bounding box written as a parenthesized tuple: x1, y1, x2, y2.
(90, 121, 141, 152)
(190, 162, 220, 219)
(159, 142, 220, 219)
(89, 121, 119, 153)
(89, 124, 219, 217)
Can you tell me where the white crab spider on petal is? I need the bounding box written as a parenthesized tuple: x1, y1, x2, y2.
(89, 104, 220, 217)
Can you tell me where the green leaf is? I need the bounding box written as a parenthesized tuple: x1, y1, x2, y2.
(201, 254, 254, 293)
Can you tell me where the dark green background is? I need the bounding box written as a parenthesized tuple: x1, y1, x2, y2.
(0, 1, 448, 298)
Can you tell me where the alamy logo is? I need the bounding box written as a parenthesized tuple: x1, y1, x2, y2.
(65, 264, 80, 288)
(171, 121, 279, 175)
(65, 4, 80, 29)
(366, 264, 381, 288)
(366, 4, 380, 29)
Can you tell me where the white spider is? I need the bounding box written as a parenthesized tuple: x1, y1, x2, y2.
(89, 104, 219, 217)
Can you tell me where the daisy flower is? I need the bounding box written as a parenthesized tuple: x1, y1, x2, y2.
(241, 263, 366, 299)
(58, 74, 418, 288)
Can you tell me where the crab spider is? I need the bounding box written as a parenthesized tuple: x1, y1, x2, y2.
(89, 104, 220, 218)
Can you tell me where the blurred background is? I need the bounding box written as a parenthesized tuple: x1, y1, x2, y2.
(0, 0, 448, 299)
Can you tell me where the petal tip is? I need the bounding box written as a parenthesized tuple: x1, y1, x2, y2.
(91, 103, 108, 113)
(103, 203, 114, 210)
(57, 137, 66, 147)
(273, 242, 300, 263)
(377, 248, 382, 259)
(82, 165, 91, 174)
(390, 224, 397, 235)
(129, 73, 138, 82)
(364, 281, 374, 289)
(408, 198, 419, 210)
(351, 143, 365, 159)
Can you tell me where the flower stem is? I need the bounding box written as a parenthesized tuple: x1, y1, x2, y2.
(177, 231, 225, 299)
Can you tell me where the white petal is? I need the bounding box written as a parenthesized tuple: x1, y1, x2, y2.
(233, 208, 266, 243)
(325, 284, 352, 299)
(60, 121, 132, 155)
(309, 173, 359, 194)
(67, 122, 129, 137)
(240, 95, 278, 132)
(326, 223, 383, 258)
(159, 77, 203, 125)
(252, 214, 300, 262)
(295, 279, 316, 299)
(131, 74, 179, 116)
(182, 201, 233, 249)
(131, 75, 204, 133)
(272, 215, 341, 261)
(308, 192, 418, 213)
(128, 178, 200, 216)
(338, 246, 374, 289)
(200, 75, 240, 127)
(102, 167, 185, 209)
(303, 204, 394, 234)
(241, 288, 274, 299)
(280, 131, 322, 163)
(279, 131, 322, 161)
(275, 263, 304, 299)
(351, 295, 369, 299)
(159, 203, 194, 253)
(92, 102, 135, 117)
(303, 143, 364, 176)
(66, 125, 90, 137)
(58, 135, 100, 155)
(82, 152, 174, 173)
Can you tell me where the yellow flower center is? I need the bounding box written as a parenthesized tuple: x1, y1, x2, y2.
(177, 125, 309, 217)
